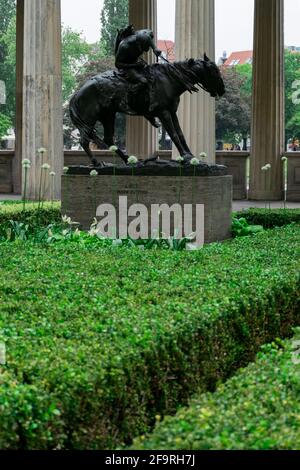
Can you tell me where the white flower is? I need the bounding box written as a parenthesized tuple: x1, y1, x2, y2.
(191, 157, 200, 166)
(37, 147, 47, 155)
(61, 215, 79, 226)
(62, 215, 71, 224)
(62, 229, 69, 237)
(88, 227, 99, 237)
(281, 157, 288, 162)
(90, 217, 98, 230)
(109, 145, 118, 154)
(42, 163, 51, 170)
(74, 228, 81, 237)
(22, 159, 31, 169)
(128, 156, 138, 165)
(261, 164, 271, 171)
(199, 152, 207, 159)
(63, 166, 69, 174)
(49, 171, 56, 177)
(175, 156, 184, 163)
(90, 170, 98, 176)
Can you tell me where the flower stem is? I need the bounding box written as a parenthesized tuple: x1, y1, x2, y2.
(23, 167, 28, 212)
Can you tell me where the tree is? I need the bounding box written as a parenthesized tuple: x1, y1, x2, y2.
(62, 27, 92, 102)
(0, 112, 12, 142)
(0, 0, 15, 63)
(216, 67, 251, 149)
(285, 50, 300, 143)
(0, 0, 16, 124)
(100, 0, 129, 56)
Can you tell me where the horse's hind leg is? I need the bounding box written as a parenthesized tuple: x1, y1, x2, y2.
(80, 134, 98, 167)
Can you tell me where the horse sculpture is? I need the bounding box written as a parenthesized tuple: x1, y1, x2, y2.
(70, 54, 225, 166)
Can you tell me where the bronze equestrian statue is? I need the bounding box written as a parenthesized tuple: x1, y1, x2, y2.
(69, 26, 225, 166)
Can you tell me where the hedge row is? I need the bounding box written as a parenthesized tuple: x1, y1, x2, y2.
(0, 225, 299, 449)
(133, 334, 300, 450)
(0, 202, 61, 230)
(235, 208, 300, 229)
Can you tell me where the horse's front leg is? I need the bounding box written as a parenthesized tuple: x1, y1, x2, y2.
(171, 112, 193, 158)
(157, 110, 189, 158)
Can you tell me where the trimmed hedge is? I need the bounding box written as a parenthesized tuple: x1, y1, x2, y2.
(235, 208, 300, 229)
(0, 202, 61, 230)
(0, 225, 299, 449)
(132, 334, 300, 450)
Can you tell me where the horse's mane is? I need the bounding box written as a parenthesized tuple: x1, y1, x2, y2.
(150, 60, 205, 93)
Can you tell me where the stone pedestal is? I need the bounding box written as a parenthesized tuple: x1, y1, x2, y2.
(216, 152, 249, 200)
(17, 0, 63, 200)
(249, 0, 284, 200)
(174, 0, 216, 164)
(62, 175, 232, 244)
(286, 154, 300, 202)
(126, 0, 158, 159)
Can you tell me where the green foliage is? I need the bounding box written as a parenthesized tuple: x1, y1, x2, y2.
(216, 67, 251, 145)
(133, 333, 300, 450)
(0, 2, 16, 124)
(0, 202, 61, 233)
(0, 225, 299, 449)
(235, 208, 300, 229)
(285, 50, 300, 142)
(0, 111, 12, 140)
(62, 26, 92, 102)
(100, 0, 129, 56)
(232, 216, 264, 238)
(235, 63, 252, 95)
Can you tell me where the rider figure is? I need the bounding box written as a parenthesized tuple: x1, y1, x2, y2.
(115, 25, 162, 85)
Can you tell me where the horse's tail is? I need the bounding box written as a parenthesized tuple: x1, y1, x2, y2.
(69, 93, 94, 139)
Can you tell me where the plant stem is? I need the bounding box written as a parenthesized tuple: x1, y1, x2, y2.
(38, 167, 43, 211)
(22, 167, 28, 212)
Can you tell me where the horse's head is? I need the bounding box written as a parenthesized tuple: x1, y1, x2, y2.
(189, 54, 225, 98)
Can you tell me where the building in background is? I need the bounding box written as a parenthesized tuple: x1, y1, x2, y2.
(224, 50, 253, 67)
(157, 40, 175, 62)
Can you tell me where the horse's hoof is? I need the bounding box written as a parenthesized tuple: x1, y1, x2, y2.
(183, 155, 193, 165)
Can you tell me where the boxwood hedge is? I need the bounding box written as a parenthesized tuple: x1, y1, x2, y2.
(0, 202, 61, 230)
(132, 334, 300, 450)
(0, 225, 299, 449)
(235, 208, 300, 229)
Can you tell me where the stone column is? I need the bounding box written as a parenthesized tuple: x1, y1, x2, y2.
(14, 0, 25, 194)
(21, 0, 63, 200)
(174, 0, 216, 164)
(248, 0, 284, 200)
(126, 0, 158, 159)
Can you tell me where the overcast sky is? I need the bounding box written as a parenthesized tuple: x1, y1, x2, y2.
(61, 0, 300, 60)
